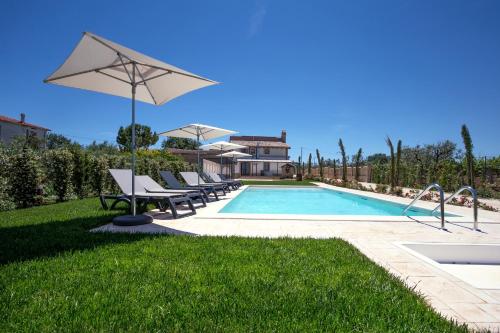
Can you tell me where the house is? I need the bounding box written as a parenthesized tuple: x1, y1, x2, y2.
(230, 130, 294, 178)
(0, 113, 50, 147)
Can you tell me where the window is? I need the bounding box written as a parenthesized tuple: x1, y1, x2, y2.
(263, 162, 270, 171)
(264, 147, 270, 155)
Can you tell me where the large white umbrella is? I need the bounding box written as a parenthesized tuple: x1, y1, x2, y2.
(159, 124, 236, 184)
(44, 32, 218, 226)
(216, 151, 252, 178)
(200, 141, 247, 174)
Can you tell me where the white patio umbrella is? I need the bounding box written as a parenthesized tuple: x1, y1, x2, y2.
(159, 124, 236, 184)
(44, 32, 218, 226)
(216, 151, 252, 178)
(200, 141, 247, 175)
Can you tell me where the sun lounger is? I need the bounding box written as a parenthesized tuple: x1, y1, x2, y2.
(206, 172, 240, 190)
(219, 174, 243, 187)
(159, 170, 220, 201)
(136, 175, 207, 207)
(105, 169, 196, 219)
(180, 172, 228, 196)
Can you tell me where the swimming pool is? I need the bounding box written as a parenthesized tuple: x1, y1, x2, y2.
(220, 187, 452, 216)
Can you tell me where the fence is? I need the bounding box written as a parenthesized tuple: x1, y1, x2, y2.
(203, 159, 231, 177)
(308, 165, 373, 182)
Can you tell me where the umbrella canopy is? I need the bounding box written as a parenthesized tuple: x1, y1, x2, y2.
(216, 151, 252, 178)
(45, 32, 217, 105)
(160, 124, 236, 183)
(216, 151, 252, 158)
(160, 124, 236, 141)
(200, 141, 246, 151)
(44, 32, 218, 225)
(200, 141, 247, 174)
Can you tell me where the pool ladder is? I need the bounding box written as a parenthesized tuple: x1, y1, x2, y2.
(431, 186, 478, 231)
(403, 183, 446, 230)
(402, 184, 479, 231)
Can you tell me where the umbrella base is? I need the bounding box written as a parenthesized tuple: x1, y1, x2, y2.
(113, 214, 153, 226)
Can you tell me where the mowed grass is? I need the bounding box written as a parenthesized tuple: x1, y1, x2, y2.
(241, 179, 317, 186)
(0, 199, 469, 332)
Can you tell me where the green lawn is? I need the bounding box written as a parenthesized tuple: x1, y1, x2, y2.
(241, 179, 317, 186)
(0, 199, 468, 332)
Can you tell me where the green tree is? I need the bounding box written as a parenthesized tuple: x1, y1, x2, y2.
(47, 133, 73, 149)
(161, 137, 200, 150)
(9, 147, 42, 208)
(87, 141, 119, 155)
(338, 139, 347, 182)
(307, 153, 312, 175)
(395, 140, 402, 186)
(354, 148, 363, 181)
(316, 149, 324, 178)
(116, 124, 159, 151)
(461, 124, 474, 187)
(386, 137, 395, 188)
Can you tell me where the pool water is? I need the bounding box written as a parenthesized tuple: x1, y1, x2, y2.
(220, 187, 453, 216)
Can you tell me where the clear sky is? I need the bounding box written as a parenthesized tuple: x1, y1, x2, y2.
(1, 0, 499, 160)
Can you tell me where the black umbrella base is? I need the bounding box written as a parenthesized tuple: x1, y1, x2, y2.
(113, 214, 153, 226)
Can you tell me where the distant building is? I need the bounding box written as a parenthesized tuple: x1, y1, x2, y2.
(230, 130, 294, 178)
(0, 113, 50, 147)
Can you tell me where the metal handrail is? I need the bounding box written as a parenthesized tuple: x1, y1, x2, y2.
(431, 186, 478, 231)
(403, 183, 445, 229)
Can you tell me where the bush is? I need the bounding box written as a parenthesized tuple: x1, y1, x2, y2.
(9, 147, 42, 208)
(375, 183, 388, 194)
(89, 155, 108, 195)
(71, 148, 90, 199)
(44, 149, 74, 202)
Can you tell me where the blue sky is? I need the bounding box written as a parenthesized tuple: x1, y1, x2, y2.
(1, 0, 499, 160)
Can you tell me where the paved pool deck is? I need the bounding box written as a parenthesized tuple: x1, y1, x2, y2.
(93, 183, 500, 331)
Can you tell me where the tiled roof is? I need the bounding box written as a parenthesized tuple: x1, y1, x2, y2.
(230, 140, 290, 148)
(229, 135, 282, 142)
(0, 115, 50, 131)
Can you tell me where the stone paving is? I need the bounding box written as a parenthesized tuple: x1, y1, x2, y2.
(93, 183, 500, 331)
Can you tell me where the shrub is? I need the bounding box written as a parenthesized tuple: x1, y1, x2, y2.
(71, 148, 89, 198)
(375, 183, 388, 194)
(44, 149, 74, 202)
(89, 155, 108, 195)
(9, 147, 42, 208)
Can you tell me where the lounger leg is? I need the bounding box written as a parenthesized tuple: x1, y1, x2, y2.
(187, 198, 196, 215)
(199, 194, 207, 207)
(165, 198, 178, 219)
(212, 189, 219, 200)
(99, 195, 109, 210)
(110, 197, 131, 210)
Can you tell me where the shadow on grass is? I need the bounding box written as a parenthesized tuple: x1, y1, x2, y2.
(0, 204, 164, 266)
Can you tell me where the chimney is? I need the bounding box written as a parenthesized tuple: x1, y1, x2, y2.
(20, 113, 26, 123)
(281, 129, 287, 143)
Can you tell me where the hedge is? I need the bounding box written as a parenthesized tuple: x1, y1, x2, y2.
(0, 148, 189, 211)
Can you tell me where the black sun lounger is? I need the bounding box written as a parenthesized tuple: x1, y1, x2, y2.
(103, 169, 196, 219)
(160, 170, 222, 200)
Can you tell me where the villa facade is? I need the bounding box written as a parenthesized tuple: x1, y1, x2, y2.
(230, 130, 294, 178)
(0, 113, 50, 147)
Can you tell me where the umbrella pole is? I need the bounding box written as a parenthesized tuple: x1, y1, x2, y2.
(131, 83, 136, 216)
(220, 148, 223, 175)
(112, 63, 152, 226)
(197, 132, 200, 186)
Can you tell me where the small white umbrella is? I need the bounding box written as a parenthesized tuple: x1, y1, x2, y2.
(160, 124, 236, 184)
(216, 151, 252, 158)
(44, 32, 218, 226)
(216, 151, 252, 178)
(200, 141, 247, 174)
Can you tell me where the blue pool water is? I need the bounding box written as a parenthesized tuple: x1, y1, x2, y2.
(220, 187, 452, 216)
